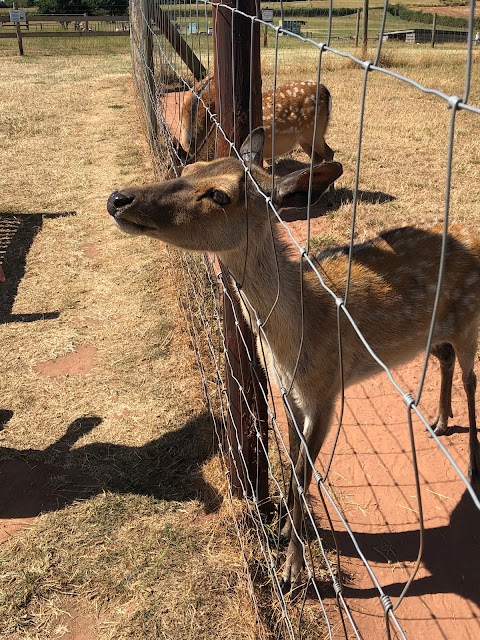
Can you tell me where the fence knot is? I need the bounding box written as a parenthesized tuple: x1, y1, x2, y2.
(447, 95, 462, 110)
(335, 297, 344, 309)
(362, 59, 374, 72)
(332, 579, 342, 596)
(380, 594, 393, 614)
(402, 392, 416, 409)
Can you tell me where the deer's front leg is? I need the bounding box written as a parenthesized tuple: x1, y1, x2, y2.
(281, 401, 334, 591)
(430, 343, 455, 436)
(280, 401, 303, 542)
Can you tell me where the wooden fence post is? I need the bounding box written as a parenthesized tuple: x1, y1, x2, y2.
(150, 9, 207, 82)
(355, 9, 360, 49)
(212, 0, 269, 506)
(431, 13, 437, 48)
(12, 2, 24, 56)
(139, 0, 157, 149)
(362, 0, 369, 58)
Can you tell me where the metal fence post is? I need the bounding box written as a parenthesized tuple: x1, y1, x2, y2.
(212, 0, 269, 506)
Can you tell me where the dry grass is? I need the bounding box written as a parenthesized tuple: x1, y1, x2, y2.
(1, 493, 263, 639)
(0, 46, 268, 639)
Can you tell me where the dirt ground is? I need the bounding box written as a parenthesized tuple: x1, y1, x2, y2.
(323, 362, 480, 640)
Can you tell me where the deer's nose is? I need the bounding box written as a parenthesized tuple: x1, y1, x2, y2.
(107, 191, 135, 215)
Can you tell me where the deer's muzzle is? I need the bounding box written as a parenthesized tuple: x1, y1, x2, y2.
(107, 190, 136, 216)
(107, 190, 158, 236)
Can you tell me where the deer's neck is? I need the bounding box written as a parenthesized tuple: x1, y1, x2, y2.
(218, 222, 303, 338)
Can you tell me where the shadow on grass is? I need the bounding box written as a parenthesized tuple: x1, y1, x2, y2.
(0, 411, 222, 519)
(0, 211, 75, 324)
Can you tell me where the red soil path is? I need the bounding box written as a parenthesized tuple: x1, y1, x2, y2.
(315, 358, 479, 639)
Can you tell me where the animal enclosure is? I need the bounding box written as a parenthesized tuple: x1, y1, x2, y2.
(129, 0, 480, 637)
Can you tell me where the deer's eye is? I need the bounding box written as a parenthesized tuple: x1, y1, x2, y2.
(210, 190, 230, 205)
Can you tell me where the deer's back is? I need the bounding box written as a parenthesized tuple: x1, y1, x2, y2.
(304, 224, 480, 385)
(180, 78, 332, 159)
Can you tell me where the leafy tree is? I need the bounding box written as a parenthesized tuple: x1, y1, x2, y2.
(36, 0, 128, 15)
(95, 0, 128, 14)
(36, 0, 91, 13)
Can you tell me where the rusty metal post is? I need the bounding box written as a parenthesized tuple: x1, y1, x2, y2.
(212, 0, 269, 506)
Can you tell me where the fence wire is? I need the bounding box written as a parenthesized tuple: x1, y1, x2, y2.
(130, 1, 480, 637)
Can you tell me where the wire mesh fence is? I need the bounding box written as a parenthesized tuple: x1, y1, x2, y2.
(129, 0, 480, 637)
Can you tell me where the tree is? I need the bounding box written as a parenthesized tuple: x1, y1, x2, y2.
(36, 0, 128, 15)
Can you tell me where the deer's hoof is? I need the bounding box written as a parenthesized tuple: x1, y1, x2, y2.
(280, 563, 305, 597)
(430, 416, 448, 437)
(282, 540, 305, 593)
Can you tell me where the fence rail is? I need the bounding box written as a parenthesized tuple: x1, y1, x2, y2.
(0, 31, 129, 38)
(0, 14, 129, 22)
(0, 13, 131, 40)
(130, 0, 480, 637)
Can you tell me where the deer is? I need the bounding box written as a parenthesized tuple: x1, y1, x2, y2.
(178, 76, 334, 165)
(107, 128, 480, 590)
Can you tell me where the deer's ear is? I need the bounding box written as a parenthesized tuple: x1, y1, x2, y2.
(240, 127, 265, 167)
(274, 162, 343, 207)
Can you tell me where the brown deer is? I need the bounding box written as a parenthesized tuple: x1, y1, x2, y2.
(179, 76, 334, 164)
(107, 129, 480, 589)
